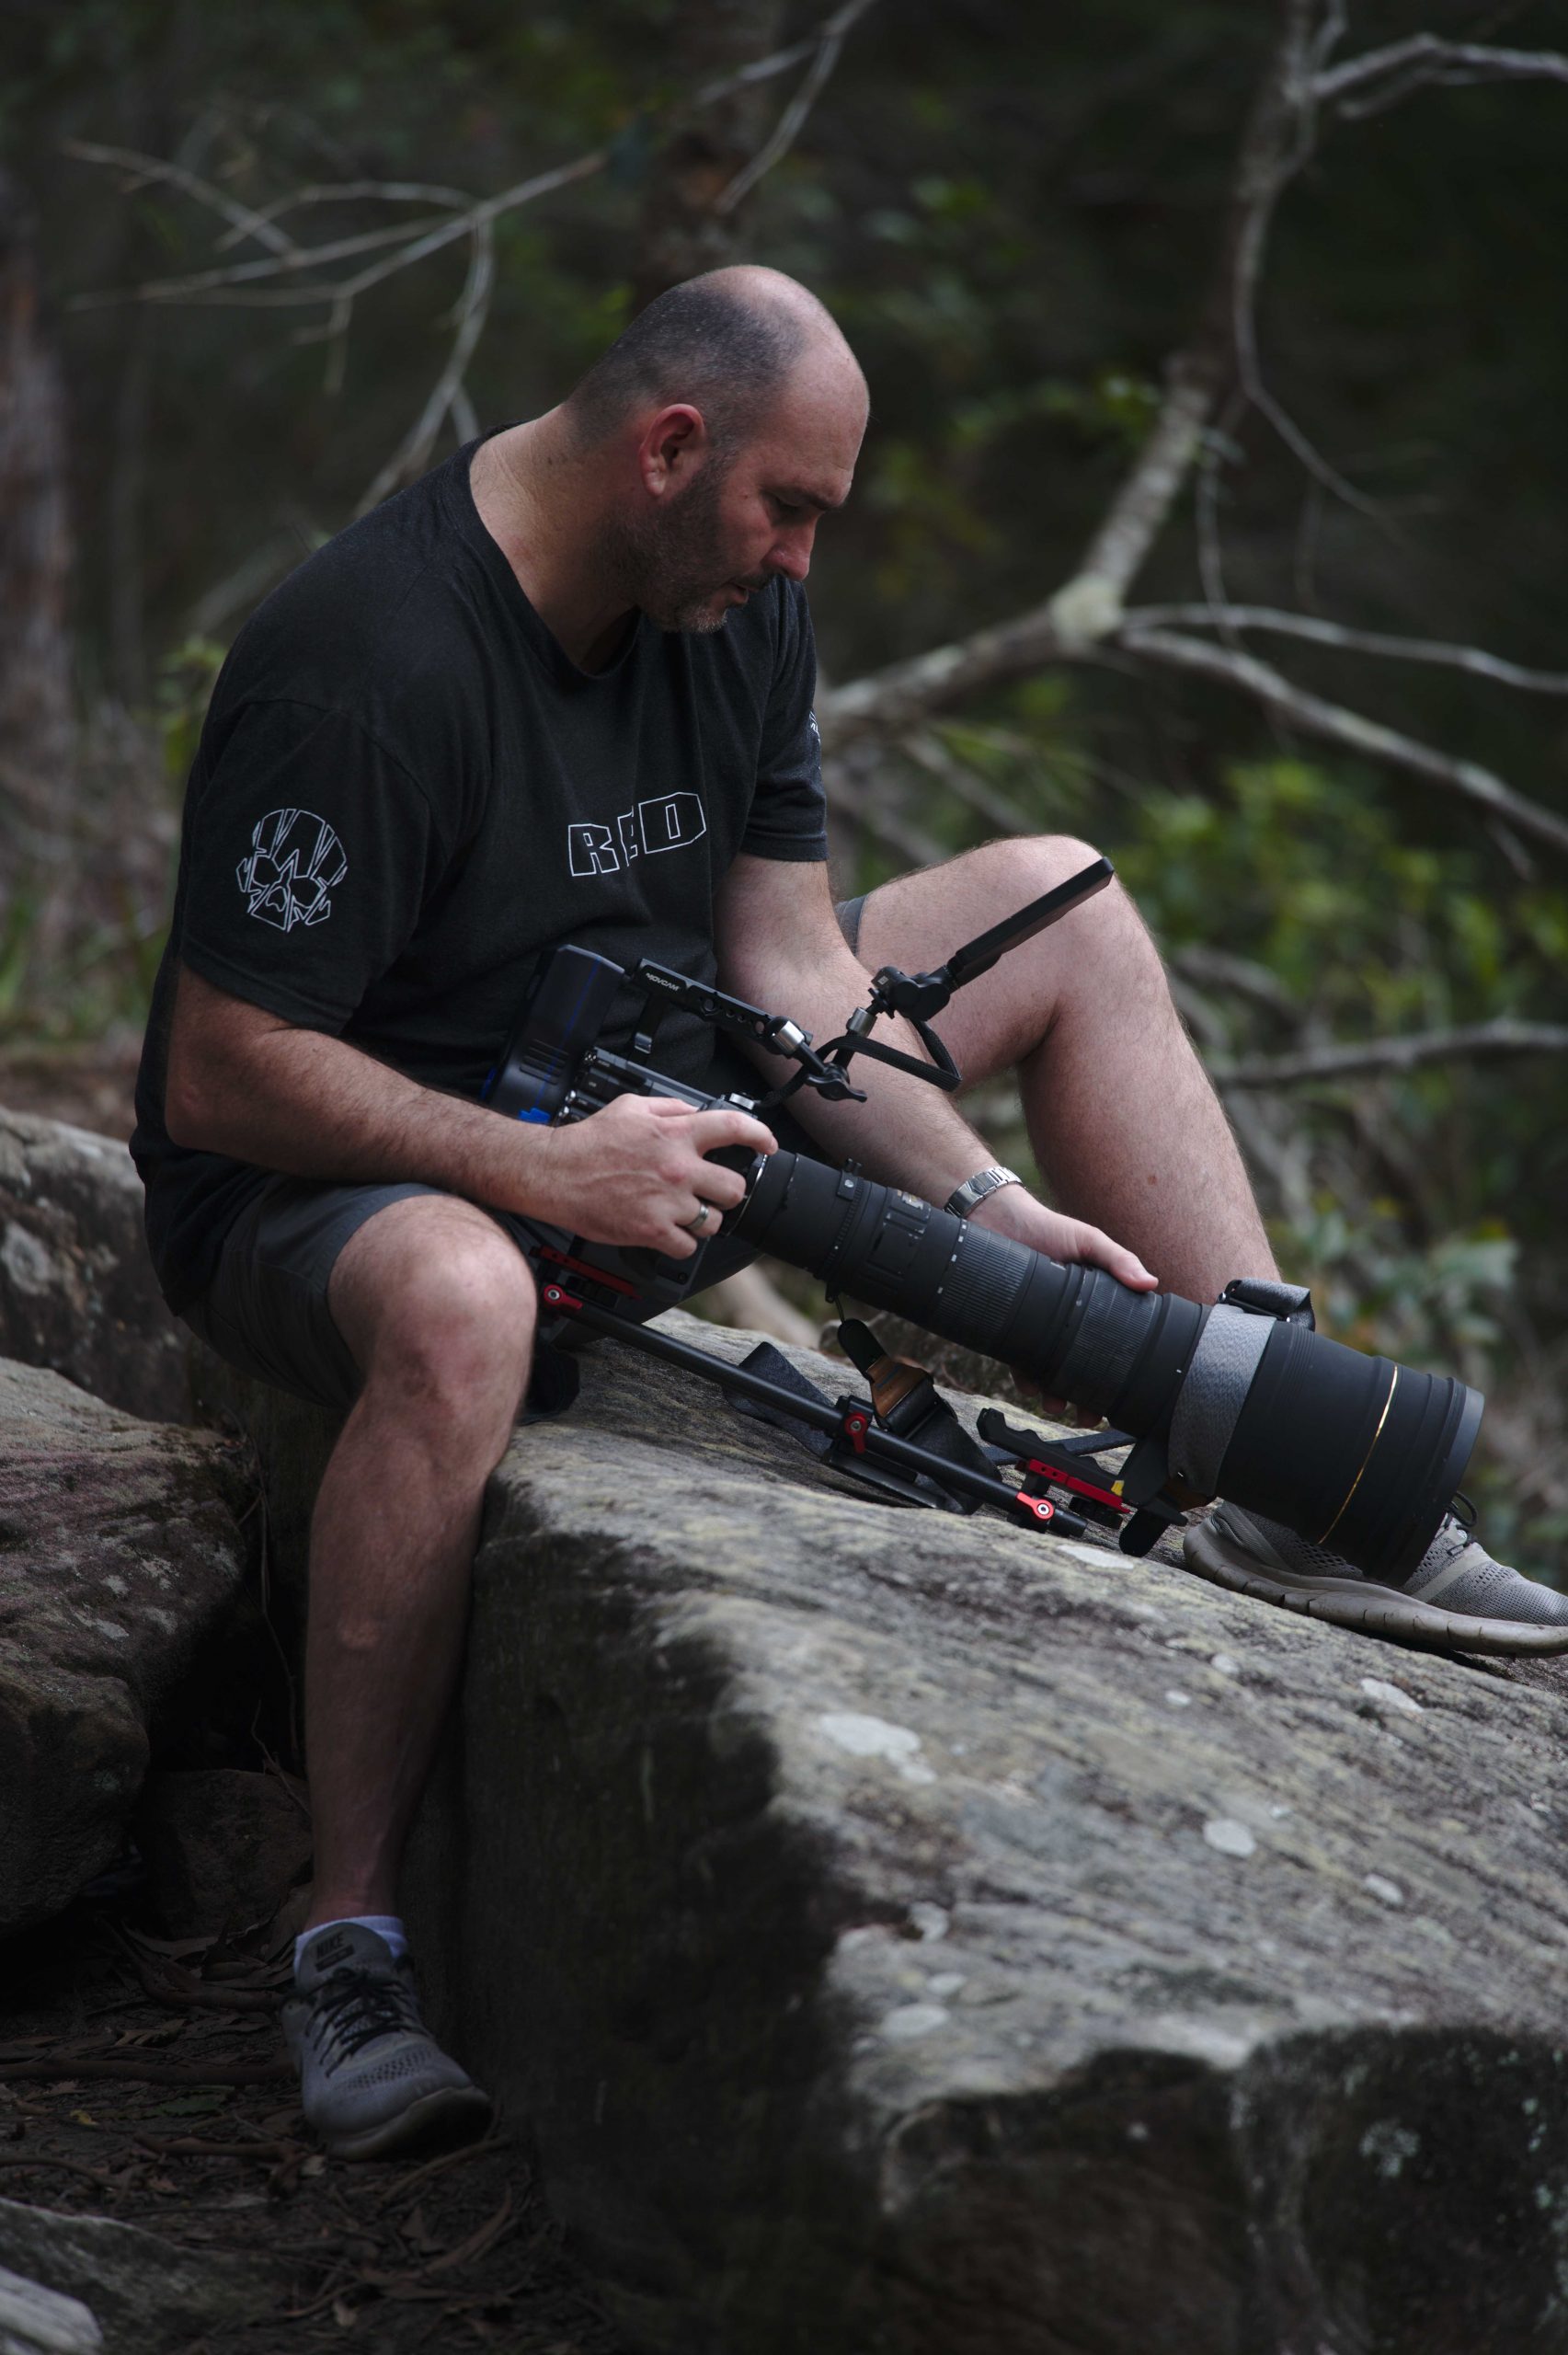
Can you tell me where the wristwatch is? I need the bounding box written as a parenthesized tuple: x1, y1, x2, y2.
(944, 1166, 1023, 1219)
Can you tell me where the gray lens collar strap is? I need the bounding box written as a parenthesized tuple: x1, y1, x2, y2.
(1166, 1304, 1276, 1498)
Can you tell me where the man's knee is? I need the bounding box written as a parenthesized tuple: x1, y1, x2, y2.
(972, 832, 1113, 914)
(330, 1198, 538, 1430)
(1000, 833, 1160, 969)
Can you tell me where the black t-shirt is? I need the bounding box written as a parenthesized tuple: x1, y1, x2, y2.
(131, 440, 829, 1313)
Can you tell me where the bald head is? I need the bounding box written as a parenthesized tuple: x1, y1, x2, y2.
(565, 265, 864, 453)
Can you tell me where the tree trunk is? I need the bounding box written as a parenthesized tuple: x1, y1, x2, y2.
(0, 166, 75, 942)
(630, 0, 788, 309)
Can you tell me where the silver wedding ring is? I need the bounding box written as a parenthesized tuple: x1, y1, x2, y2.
(682, 1200, 714, 1235)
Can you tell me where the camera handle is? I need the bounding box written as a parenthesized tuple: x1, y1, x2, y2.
(757, 853, 1118, 1113)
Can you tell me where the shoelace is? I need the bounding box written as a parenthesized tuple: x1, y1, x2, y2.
(1425, 1494, 1478, 1567)
(309, 1966, 417, 2064)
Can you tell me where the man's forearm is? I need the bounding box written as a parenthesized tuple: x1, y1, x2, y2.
(171, 1021, 556, 1220)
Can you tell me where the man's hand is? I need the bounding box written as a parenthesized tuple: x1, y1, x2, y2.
(968, 1181, 1157, 1291)
(529, 1094, 776, 1258)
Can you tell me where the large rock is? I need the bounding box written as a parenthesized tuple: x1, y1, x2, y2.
(198, 1313, 1568, 2352)
(0, 1358, 260, 1936)
(0, 1109, 189, 1425)
(0, 2261, 101, 2354)
(135, 1765, 313, 1939)
(406, 1317, 1568, 2354)
(0, 2199, 287, 2354)
(186, 1340, 341, 1673)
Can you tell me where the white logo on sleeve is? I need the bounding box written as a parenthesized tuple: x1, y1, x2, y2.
(237, 808, 348, 930)
(567, 792, 706, 879)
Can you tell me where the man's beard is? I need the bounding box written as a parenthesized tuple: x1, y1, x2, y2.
(601, 462, 747, 634)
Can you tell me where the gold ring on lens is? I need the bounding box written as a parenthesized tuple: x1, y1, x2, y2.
(1316, 1364, 1399, 1547)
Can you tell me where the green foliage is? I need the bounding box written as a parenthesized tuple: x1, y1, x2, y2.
(1115, 758, 1567, 1072)
(1285, 1208, 1516, 1376)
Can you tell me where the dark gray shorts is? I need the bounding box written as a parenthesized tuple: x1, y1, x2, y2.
(179, 896, 868, 1418)
(179, 1176, 764, 1419)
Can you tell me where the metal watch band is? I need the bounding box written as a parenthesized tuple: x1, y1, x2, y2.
(944, 1166, 1023, 1219)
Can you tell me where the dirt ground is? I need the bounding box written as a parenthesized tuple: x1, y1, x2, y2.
(0, 1890, 631, 2355)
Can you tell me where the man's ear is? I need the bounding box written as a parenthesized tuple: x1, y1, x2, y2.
(638, 404, 706, 498)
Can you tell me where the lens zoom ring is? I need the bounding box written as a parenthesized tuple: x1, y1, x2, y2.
(937, 1223, 1030, 1341)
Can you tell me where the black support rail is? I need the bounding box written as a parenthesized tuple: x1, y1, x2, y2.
(538, 1283, 1091, 1540)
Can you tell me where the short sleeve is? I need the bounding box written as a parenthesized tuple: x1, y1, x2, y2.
(177, 698, 450, 1033)
(740, 582, 830, 863)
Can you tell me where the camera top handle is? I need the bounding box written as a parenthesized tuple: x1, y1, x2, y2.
(760, 853, 1116, 1112)
(943, 854, 1116, 991)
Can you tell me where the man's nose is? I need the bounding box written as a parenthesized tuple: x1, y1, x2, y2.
(768, 521, 817, 582)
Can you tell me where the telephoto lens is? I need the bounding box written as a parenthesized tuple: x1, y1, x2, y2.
(728, 1151, 1481, 1580)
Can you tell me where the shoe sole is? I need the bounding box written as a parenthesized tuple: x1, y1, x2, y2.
(1183, 1518, 1568, 1658)
(320, 2082, 494, 2164)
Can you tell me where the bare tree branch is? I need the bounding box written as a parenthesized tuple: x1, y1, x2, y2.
(899, 730, 1038, 838)
(1051, 0, 1321, 640)
(1116, 623, 1568, 857)
(1171, 942, 1302, 1021)
(1195, 397, 1246, 633)
(1211, 1017, 1568, 1088)
(82, 212, 466, 308)
(66, 1, 874, 319)
(1230, 28, 1568, 500)
(354, 217, 495, 514)
(1223, 9, 1384, 518)
(630, 0, 790, 307)
(823, 3, 1568, 785)
(212, 179, 473, 251)
(1315, 36, 1568, 112)
(820, 0, 1319, 747)
(1122, 604, 1568, 694)
(694, 33, 820, 102)
(819, 604, 1085, 751)
(715, 0, 877, 213)
(60, 138, 298, 258)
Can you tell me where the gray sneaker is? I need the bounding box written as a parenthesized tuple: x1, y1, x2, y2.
(1184, 1500, 1568, 1657)
(281, 1924, 493, 2161)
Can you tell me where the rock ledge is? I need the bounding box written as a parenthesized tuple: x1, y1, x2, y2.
(388, 1315, 1568, 2355)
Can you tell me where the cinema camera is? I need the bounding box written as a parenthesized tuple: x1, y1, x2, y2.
(482, 860, 1479, 1569)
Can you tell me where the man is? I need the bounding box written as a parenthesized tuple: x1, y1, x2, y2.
(131, 265, 1568, 2163)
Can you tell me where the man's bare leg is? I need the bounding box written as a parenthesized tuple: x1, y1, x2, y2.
(302, 1193, 538, 1929)
(853, 835, 1277, 1302)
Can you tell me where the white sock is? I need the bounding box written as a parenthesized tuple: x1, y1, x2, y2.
(294, 1914, 408, 1975)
